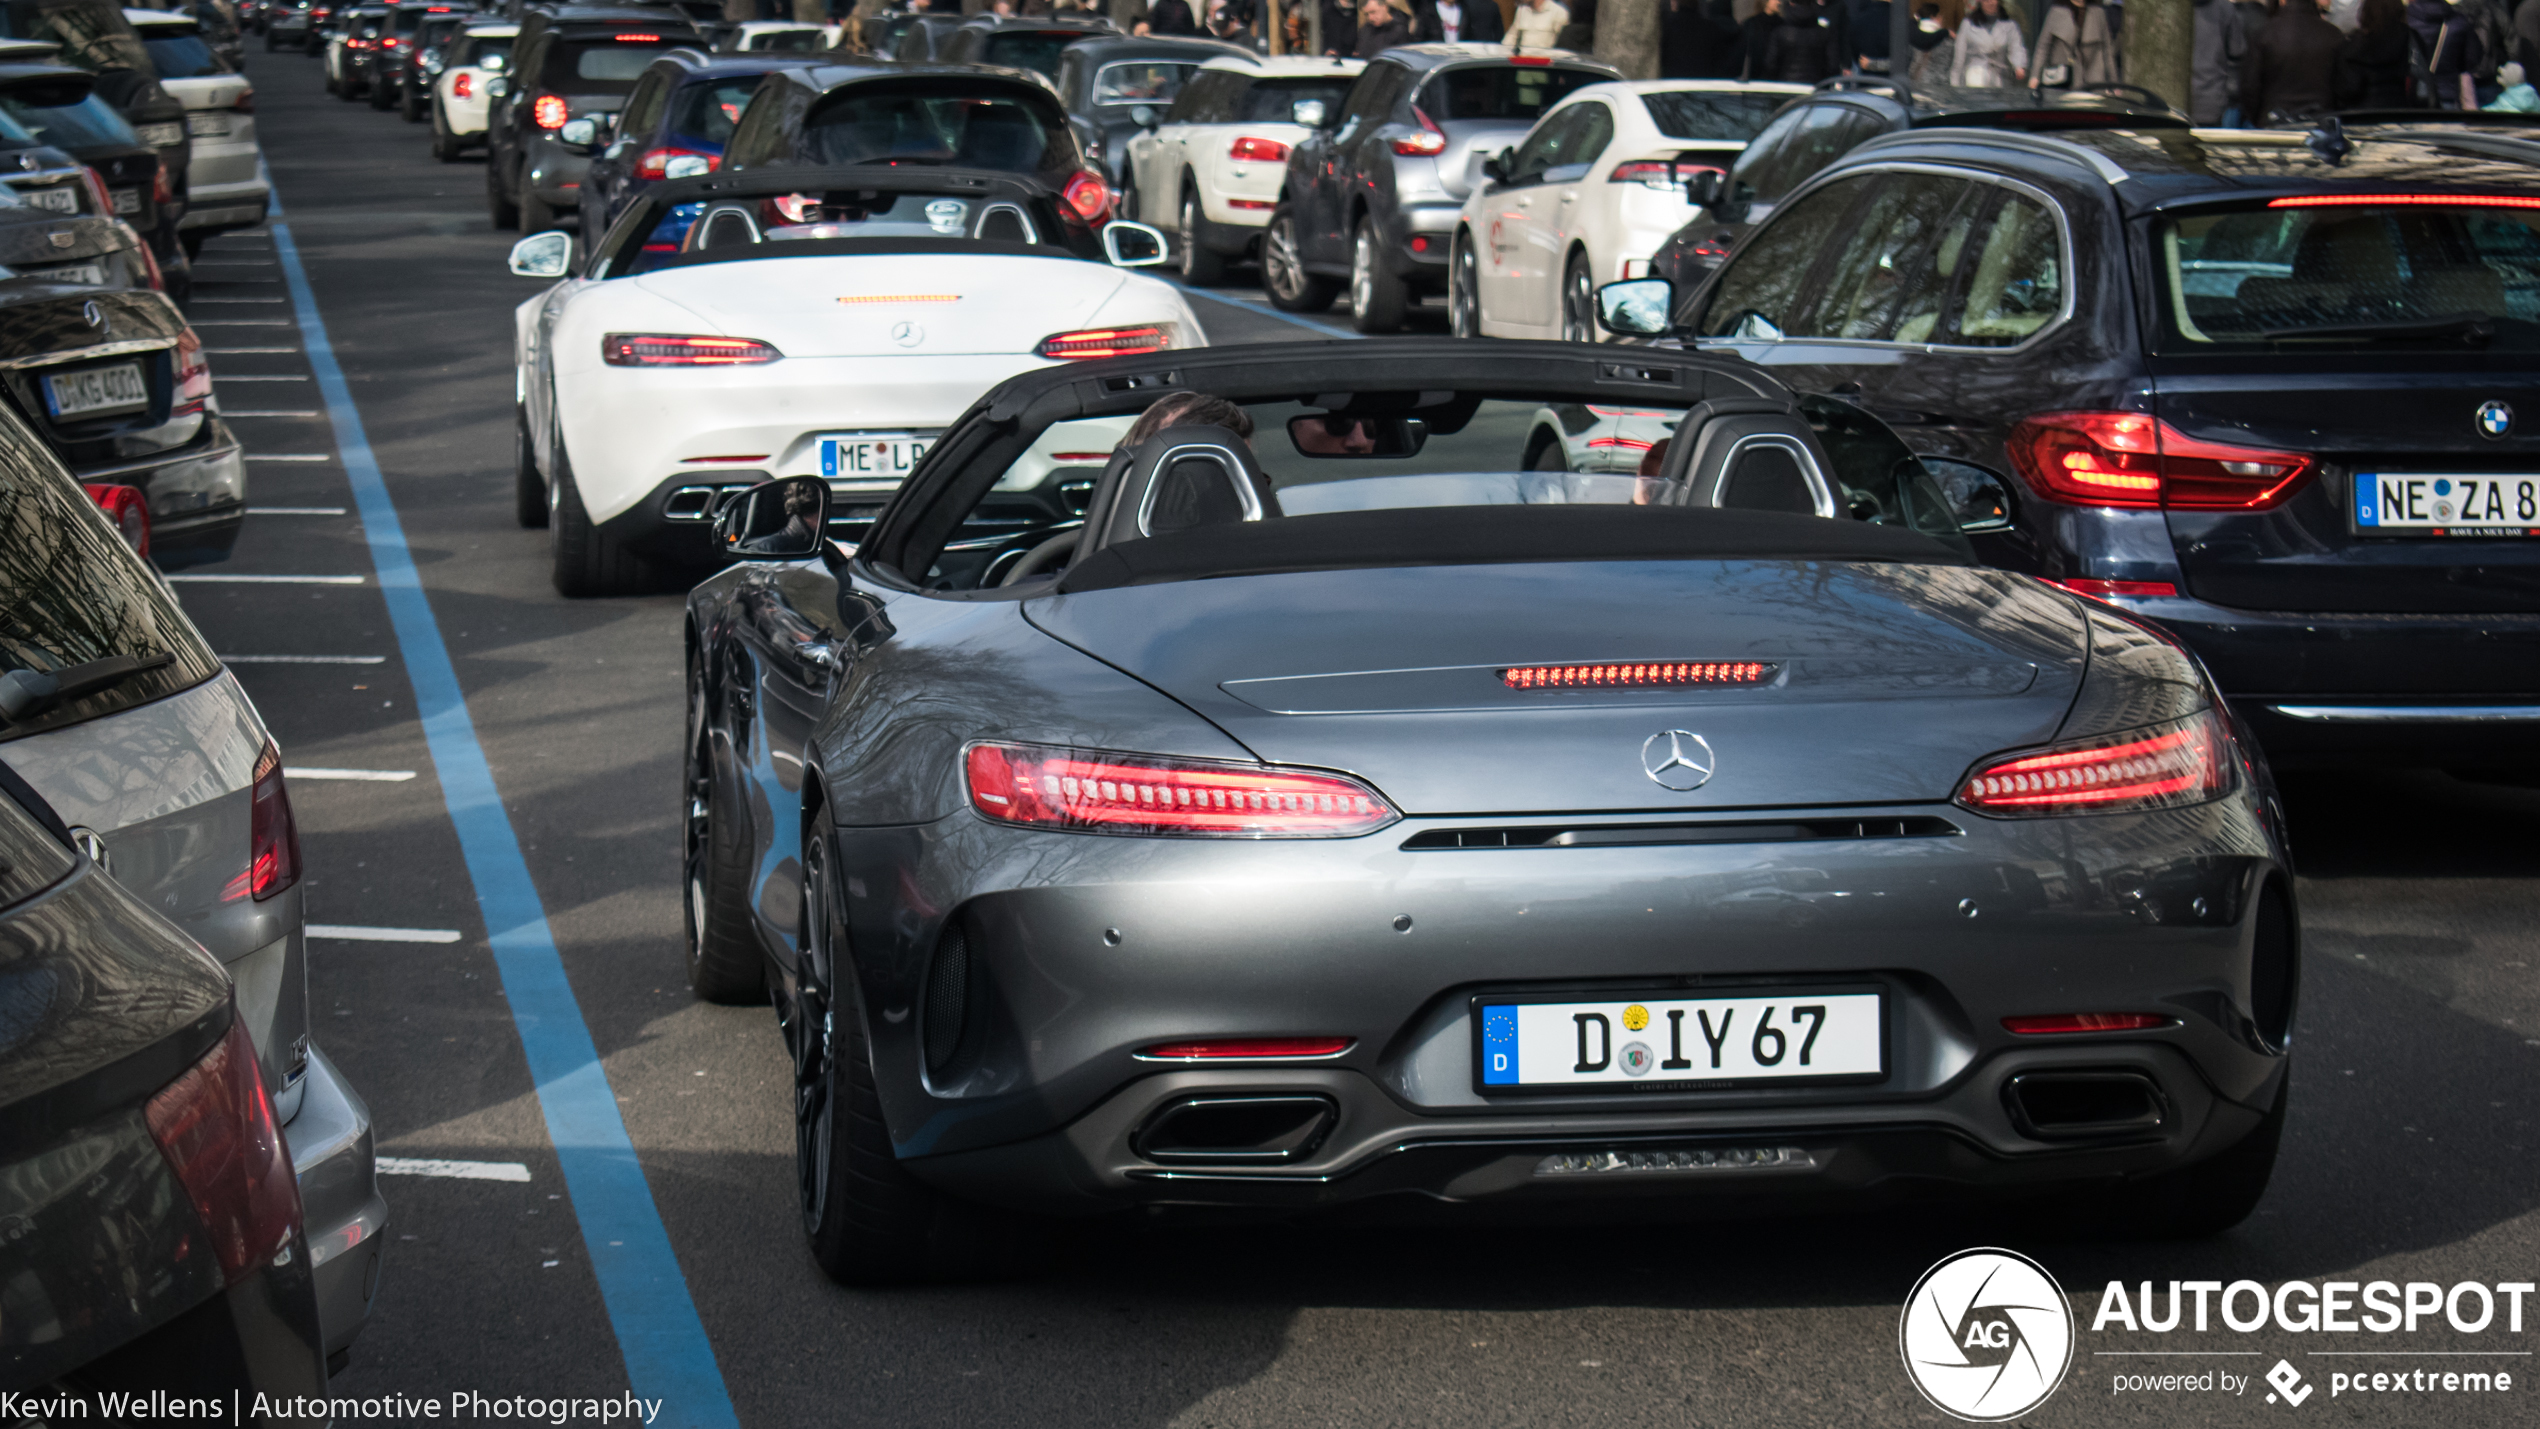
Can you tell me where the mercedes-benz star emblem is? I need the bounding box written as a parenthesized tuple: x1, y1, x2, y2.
(81, 299, 104, 328)
(888, 320, 924, 348)
(1640, 730, 1716, 791)
(2477, 400, 2514, 440)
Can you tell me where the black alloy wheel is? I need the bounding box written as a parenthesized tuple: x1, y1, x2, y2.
(1178, 184, 1225, 286)
(1560, 250, 1596, 344)
(546, 441, 654, 596)
(682, 706, 768, 1004)
(1262, 204, 1337, 312)
(1349, 216, 1408, 334)
(1449, 230, 1481, 339)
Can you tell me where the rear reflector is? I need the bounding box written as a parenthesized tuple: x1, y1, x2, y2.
(679, 454, 770, 464)
(145, 1015, 301, 1287)
(1958, 709, 2230, 818)
(602, 333, 782, 366)
(965, 742, 1397, 838)
(1035, 324, 1173, 360)
(1138, 1037, 1354, 1060)
(2003, 1013, 2173, 1034)
(1226, 197, 1273, 210)
(2048, 577, 2178, 599)
(1501, 661, 1775, 690)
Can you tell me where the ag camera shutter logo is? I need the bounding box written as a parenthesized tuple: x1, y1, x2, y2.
(1900, 1248, 2076, 1421)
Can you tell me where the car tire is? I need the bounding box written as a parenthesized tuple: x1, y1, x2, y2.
(265, 30, 280, 51)
(1560, 249, 1597, 344)
(1449, 229, 1482, 340)
(431, 104, 459, 162)
(400, 83, 423, 123)
(323, 66, 339, 97)
(1262, 203, 1337, 312)
(519, 182, 559, 234)
(488, 159, 520, 230)
(547, 443, 651, 597)
(683, 713, 767, 1005)
(1178, 187, 1224, 286)
(1349, 217, 1408, 334)
(1524, 427, 1570, 472)
(513, 406, 548, 529)
(368, 74, 394, 110)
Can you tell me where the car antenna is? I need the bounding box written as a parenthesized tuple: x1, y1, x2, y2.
(2304, 116, 2351, 166)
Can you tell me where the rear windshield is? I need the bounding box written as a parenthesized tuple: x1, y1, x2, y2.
(542, 35, 675, 91)
(1093, 60, 1193, 105)
(981, 29, 1082, 77)
(2156, 201, 2540, 352)
(460, 34, 512, 67)
(743, 26, 824, 50)
(1240, 75, 1353, 123)
(1422, 65, 1607, 123)
(798, 83, 1074, 179)
(668, 76, 756, 145)
(140, 30, 224, 77)
(0, 90, 138, 148)
(1, 439, 220, 743)
(1642, 89, 1788, 142)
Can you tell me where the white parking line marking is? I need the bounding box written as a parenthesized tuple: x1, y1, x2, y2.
(246, 505, 345, 514)
(194, 297, 288, 304)
(224, 410, 323, 417)
(168, 573, 364, 585)
(221, 653, 386, 664)
(287, 767, 416, 782)
(190, 319, 297, 326)
(207, 346, 301, 353)
(217, 374, 310, 381)
(308, 924, 463, 943)
(195, 260, 277, 266)
(377, 1158, 532, 1182)
(245, 453, 335, 462)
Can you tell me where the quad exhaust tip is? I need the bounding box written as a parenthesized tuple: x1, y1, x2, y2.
(2003, 1070, 2170, 1141)
(1133, 1094, 1337, 1164)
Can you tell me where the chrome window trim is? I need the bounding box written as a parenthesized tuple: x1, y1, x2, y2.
(1134, 441, 1261, 537)
(973, 200, 1037, 244)
(1704, 432, 1836, 518)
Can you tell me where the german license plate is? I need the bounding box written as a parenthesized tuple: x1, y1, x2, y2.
(136, 122, 185, 148)
(818, 434, 930, 479)
(1477, 990, 1884, 1090)
(20, 184, 78, 213)
(2355, 473, 2540, 536)
(28, 262, 103, 285)
(42, 362, 148, 418)
(111, 188, 141, 215)
(187, 112, 230, 137)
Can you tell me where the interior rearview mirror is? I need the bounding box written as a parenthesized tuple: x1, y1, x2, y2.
(1102, 220, 1168, 267)
(506, 229, 572, 278)
(1595, 277, 1675, 338)
(1291, 98, 1325, 127)
(1286, 413, 1427, 459)
(715, 476, 831, 560)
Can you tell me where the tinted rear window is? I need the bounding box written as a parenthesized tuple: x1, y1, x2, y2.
(0, 91, 138, 149)
(1, 439, 220, 743)
(798, 83, 1074, 178)
(1093, 61, 1194, 105)
(981, 29, 1081, 77)
(461, 34, 512, 66)
(141, 31, 225, 77)
(669, 77, 756, 144)
(1641, 89, 1787, 142)
(542, 35, 675, 91)
(2157, 201, 2540, 352)
(1240, 75, 1353, 123)
(1422, 65, 1607, 123)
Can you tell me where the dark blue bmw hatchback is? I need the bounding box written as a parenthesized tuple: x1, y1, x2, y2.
(573, 48, 821, 246)
(1604, 117, 2540, 771)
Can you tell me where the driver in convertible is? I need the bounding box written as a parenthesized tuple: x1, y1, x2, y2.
(1117, 392, 1254, 449)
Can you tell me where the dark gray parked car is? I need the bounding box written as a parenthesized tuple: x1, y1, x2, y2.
(1268, 43, 1618, 332)
(486, 3, 697, 231)
(685, 338, 2299, 1284)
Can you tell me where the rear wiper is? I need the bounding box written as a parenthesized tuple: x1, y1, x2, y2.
(2256, 314, 2493, 345)
(0, 652, 175, 723)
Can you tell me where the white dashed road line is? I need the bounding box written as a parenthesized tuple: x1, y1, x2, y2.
(168, 573, 363, 585)
(245, 453, 336, 462)
(377, 1158, 533, 1183)
(220, 653, 386, 664)
(245, 505, 345, 514)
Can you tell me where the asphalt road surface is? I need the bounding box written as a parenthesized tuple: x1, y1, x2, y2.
(197, 49, 2540, 1427)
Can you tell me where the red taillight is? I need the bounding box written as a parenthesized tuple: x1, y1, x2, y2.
(532, 94, 568, 130)
(965, 742, 1397, 838)
(173, 328, 211, 416)
(602, 333, 782, 366)
(78, 166, 113, 216)
(2005, 412, 2313, 511)
(248, 742, 300, 901)
(1034, 324, 1172, 360)
(452, 71, 472, 99)
(381, 36, 398, 47)
(84, 482, 150, 557)
(1501, 661, 1774, 690)
(634, 147, 719, 180)
(134, 231, 168, 293)
(1139, 1037, 1355, 1060)
(1391, 105, 1446, 157)
(145, 1016, 302, 1287)
(152, 159, 173, 206)
(2269, 193, 2540, 210)
(1609, 158, 1720, 190)
(1228, 135, 1289, 163)
(2003, 1013, 2173, 1035)
(1061, 168, 1110, 222)
(1510, 53, 1550, 65)
(233, 88, 255, 113)
(1958, 710, 2230, 819)
(2048, 577, 2178, 600)
(345, 36, 368, 49)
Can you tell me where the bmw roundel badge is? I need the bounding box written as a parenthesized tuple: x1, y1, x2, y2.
(2477, 400, 2513, 440)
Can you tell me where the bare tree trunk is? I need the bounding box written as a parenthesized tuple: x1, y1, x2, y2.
(1593, 0, 1660, 78)
(2124, 0, 2192, 112)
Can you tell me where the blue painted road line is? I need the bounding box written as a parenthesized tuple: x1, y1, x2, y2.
(1173, 281, 1365, 339)
(264, 195, 740, 1429)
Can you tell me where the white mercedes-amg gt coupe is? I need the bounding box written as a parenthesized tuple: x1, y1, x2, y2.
(506, 165, 1199, 595)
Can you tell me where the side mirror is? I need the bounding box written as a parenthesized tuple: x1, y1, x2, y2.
(1130, 103, 1157, 128)
(714, 476, 832, 560)
(1286, 413, 1427, 458)
(1595, 277, 1675, 337)
(1102, 220, 1168, 267)
(480, 52, 504, 70)
(1681, 166, 1722, 208)
(661, 152, 712, 179)
(1918, 457, 2016, 534)
(1291, 98, 1325, 127)
(506, 229, 572, 277)
(1480, 150, 1510, 184)
(557, 116, 597, 150)
(486, 74, 508, 98)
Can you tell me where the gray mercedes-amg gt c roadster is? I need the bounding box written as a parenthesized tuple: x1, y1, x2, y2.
(681, 339, 2297, 1284)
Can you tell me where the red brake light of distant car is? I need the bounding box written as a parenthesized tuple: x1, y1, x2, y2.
(532, 94, 569, 129)
(1391, 105, 1446, 157)
(2006, 412, 2313, 511)
(2002, 1013, 2173, 1035)
(1034, 324, 1172, 360)
(2047, 577, 2179, 600)
(248, 742, 301, 901)
(1061, 168, 1110, 222)
(381, 36, 398, 47)
(1138, 1037, 1355, 1060)
(602, 333, 783, 366)
(634, 146, 719, 180)
(1501, 661, 1775, 690)
(233, 88, 255, 113)
(452, 71, 472, 99)
(1509, 53, 1551, 65)
(1228, 135, 1289, 162)
(174, 327, 211, 417)
(1957, 709, 2230, 819)
(145, 1016, 302, 1288)
(84, 482, 149, 557)
(613, 32, 661, 41)
(345, 36, 368, 48)
(1609, 158, 1720, 190)
(965, 742, 1398, 838)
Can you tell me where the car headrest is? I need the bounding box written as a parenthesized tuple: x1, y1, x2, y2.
(1079, 424, 1280, 552)
(1655, 399, 1838, 519)
(687, 202, 762, 252)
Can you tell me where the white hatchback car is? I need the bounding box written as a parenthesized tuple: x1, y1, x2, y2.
(127, 8, 268, 253)
(1449, 79, 1806, 342)
(1121, 54, 1363, 285)
(714, 20, 840, 53)
(430, 21, 516, 162)
(507, 168, 1202, 597)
